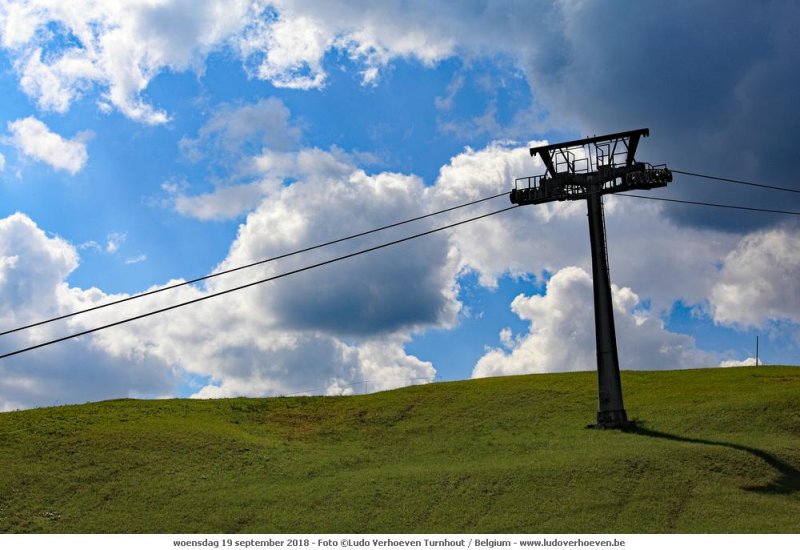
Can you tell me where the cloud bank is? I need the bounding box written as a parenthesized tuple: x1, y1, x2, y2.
(473, 266, 715, 378)
(1, 2, 797, 409)
(1, 134, 794, 409)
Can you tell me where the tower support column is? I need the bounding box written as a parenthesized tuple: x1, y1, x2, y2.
(512, 128, 671, 427)
(586, 188, 628, 428)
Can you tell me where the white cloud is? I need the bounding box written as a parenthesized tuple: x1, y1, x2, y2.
(125, 254, 147, 265)
(169, 97, 305, 220)
(719, 357, 758, 368)
(0, 0, 255, 124)
(154, 138, 753, 400)
(710, 227, 800, 328)
(170, 96, 363, 221)
(105, 232, 126, 254)
(434, 72, 464, 111)
(472, 266, 715, 378)
(0, 152, 5, 171)
(78, 240, 101, 252)
(428, 142, 738, 312)
(1, 137, 786, 410)
(239, 12, 331, 90)
(45, 140, 465, 402)
(235, 1, 459, 89)
(180, 97, 302, 161)
(173, 182, 272, 221)
(209, 161, 461, 338)
(188, 336, 434, 399)
(224, 1, 797, 227)
(18, 46, 102, 114)
(135, 137, 741, 400)
(0, 213, 77, 320)
(4, 0, 795, 201)
(7, 116, 88, 174)
(0, 203, 444, 409)
(0, 137, 776, 414)
(0, 1, 525, 120)
(0, 1, 530, 120)
(0, 213, 177, 410)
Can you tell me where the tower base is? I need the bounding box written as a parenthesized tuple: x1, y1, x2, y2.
(594, 409, 629, 430)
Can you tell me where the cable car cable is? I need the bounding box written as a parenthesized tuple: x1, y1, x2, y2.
(0, 204, 519, 361)
(0, 191, 509, 338)
(618, 193, 800, 216)
(672, 169, 800, 194)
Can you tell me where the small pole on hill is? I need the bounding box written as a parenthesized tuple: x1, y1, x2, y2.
(756, 336, 759, 367)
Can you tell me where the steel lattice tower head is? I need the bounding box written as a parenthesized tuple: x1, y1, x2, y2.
(511, 128, 672, 429)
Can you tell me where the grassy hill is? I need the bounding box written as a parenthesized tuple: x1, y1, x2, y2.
(1, 366, 799, 533)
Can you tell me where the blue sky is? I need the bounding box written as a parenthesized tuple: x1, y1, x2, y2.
(0, 0, 798, 410)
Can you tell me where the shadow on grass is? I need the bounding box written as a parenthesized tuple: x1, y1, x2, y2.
(624, 422, 800, 495)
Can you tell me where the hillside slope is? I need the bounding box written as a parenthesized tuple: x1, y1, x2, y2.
(1, 366, 799, 533)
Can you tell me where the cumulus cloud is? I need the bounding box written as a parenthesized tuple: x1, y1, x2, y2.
(0, 141, 520, 408)
(429, 142, 739, 312)
(235, 0, 462, 88)
(4, 0, 797, 216)
(155, 136, 755, 400)
(238, 11, 332, 89)
(719, 357, 758, 368)
(171, 97, 385, 221)
(0, 202, 444, 409)
(4, 131, 778, 410)
(173, 181, 272, 221)
(168, 97, 310, 220)
(157, 138, 740, 398)
(188, 336, 434, 399)
(262, 1, 795, 230)
(0, 213, 176, 410)
(0, 135, 783, 410)
(0, 213, 77, 320)
(710, 227, 800, 328)
(7, 116, 88, 174)
(0, 0, 456, 120)
(0, 1, 526, 120)
(2, 2, 797, 410)
(71, 195, 446, 399)
(472, 266, 715, 378)
(179, 97, 302, 162)
(125, 159, 456, 394)
(0, 0, 255, 123)
(209, 160, 461, 337)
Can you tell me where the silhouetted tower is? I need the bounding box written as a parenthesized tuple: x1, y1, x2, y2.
(511, 129, 671, 428)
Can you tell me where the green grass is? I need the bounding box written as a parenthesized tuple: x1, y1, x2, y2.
(1, 366, 799, 533)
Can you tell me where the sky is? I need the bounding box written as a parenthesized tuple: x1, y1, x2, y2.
(0, 0, 799, 411)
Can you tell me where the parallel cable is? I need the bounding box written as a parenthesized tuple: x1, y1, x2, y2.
(672, 169, 800, 194)
(618, 193, 800, 216)
(0, 205, 519, 360)
(0, 191, 509, 338)
(6, 172, 799, 360)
